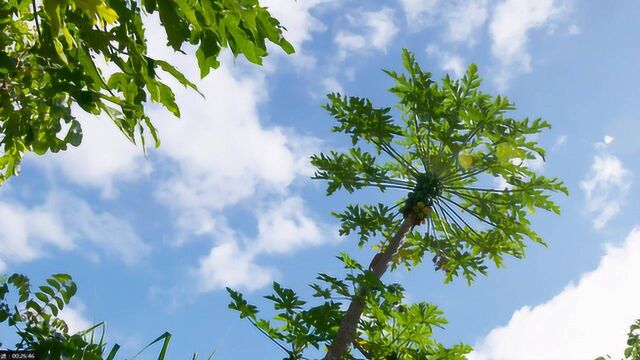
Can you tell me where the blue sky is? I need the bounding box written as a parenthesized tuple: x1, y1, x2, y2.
(1, 0, 640, 359)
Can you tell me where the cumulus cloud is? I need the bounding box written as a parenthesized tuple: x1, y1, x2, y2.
(0, 192, 149, 269)
(262, 0, 330, 50)
(443, 0, 488, 44)
(596, 134, 615, 149)
(151, 62, 318, 237)
(132, 13, 321, 240)
(254, 197, 329, 254)
(399, 0, 487, 45)
(470, 227, 640, 360)
(55, 193, 151, 264)
(24, 0, 334, 198)
(261, 0, 336, 68)
(195, 196, 336, 292)
(135, 4, 334, 291)
(197, 241, 275, 292)
(0, 200, 73, 270)
(426, 45, 467, 78)
(59, 301, 94, 334)
(400, 0, 569, 86)
(489, 0, 567, 88)
(580, 155, 632, 229)
(321, 77, 345, 94)
(398, 0, 439, 29)
(335, 8, 399, 57)
(25, 114, 150, 198)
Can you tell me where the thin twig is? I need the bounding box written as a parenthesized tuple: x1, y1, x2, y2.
(444, 186, 524, 193)
(437, 196, 499, 229)
(32, 0, 42, 39)
(438, 198, 483, 240)
(248, 319, 290, 355)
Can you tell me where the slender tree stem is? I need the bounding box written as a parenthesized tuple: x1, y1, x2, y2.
(438, 198, 482, 240)
(444, 186, 524, 193)
(376, 141, 421, 177)
(31, 0, 42, 40)
(438, 196, 499, 229)
(440, 165, 488, 183)
(248, 319, 290, 355)
(411, 108, 429, 172)
(447, 189, 512, 206)
(323, 213, 418, 360)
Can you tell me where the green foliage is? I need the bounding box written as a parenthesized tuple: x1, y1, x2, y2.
(0, 273, 105, 358)
(333, 203, 402, 247)
(0, 273, 215, 359)
(228, 255, 468, 359)
(626, 320, 640, 360)
(228, 49, 566, 359)
(313, 49, 567, 283)
(0, 0, 293, 184)
(597, 319, 640, 360)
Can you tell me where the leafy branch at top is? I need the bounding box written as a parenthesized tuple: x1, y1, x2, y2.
(0, 0, 293, 184)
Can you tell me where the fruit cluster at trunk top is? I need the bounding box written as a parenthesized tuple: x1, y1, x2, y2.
(401, 171, 442, 222)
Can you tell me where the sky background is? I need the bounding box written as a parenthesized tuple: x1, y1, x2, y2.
(1, 0, 640, 359)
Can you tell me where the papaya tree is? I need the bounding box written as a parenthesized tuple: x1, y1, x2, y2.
(0, 0, 293, 184)
(228, 49, 567, 359)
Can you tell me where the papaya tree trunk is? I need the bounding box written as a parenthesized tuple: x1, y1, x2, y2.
(323, 213, 418, 360)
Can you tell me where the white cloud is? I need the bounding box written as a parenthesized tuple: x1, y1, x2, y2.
(470, 227, 640, 360)
(135, 15, 320, 238)
(59, 301, 93, 334)
(195, 196, 337, 292)
(398, 0, 439, 29)
(139, 7, 334, 291)
(523, 153, 545, 172)
(489, 0, 567, 87)
(334, 32, 367, 53)
(26, 114, 150, 198)
(261, 0, 336, 69)
(254, 197, 327, 254)
(493, 175, 512, 191)
(441, 55, 466, 78)
(151, 63, 317, 234)
(399, 0, 487, 45)
(24, 0, 333, 197)
(0, 200, 73, 266)
(604, 135, 615, 145)
(443, 0, 488, 44)
(555, 134, 567, 147)
(262, 0, 330, 50)
(0, 192, 149, 269)
(197, 241, 275, 292)
(54, 193, 151, 264)
(131, 19, 319, 239)
(365, 8, 400, 51)
(336, 8, 399, 57)
(596, 134, 615, 149)
(321, 77, 345, 94)
(426, 45, 466, 78)
(580, 155, 632, 229)
(568, 23, 581, 35)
